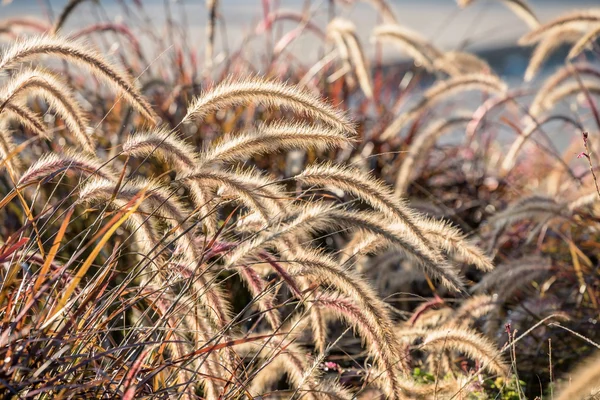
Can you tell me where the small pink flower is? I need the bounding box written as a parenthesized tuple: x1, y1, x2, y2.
(323, 361, 340, 372)
(577, 152, 590, 160)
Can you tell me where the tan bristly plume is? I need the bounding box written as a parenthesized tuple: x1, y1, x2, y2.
(519, 9, 600, 45)
(167, 262, 233, 343)
(225, 169, 288, 215)
(298, 163, 491, 273)
(327, 21, 356, 89)
(285, 248, 403, 361)
(445, 294, 497, 328)
(295, 165, 468, 288)
(526, 64, 600, 128)
(339, 213, 493, 273)
(1, 68, 93, 151)
(122, 128, 218, 235)
(123, 128, 199, 172)
(434, 51, 492, 76)
(417, 217, 494, 272)
(344, 27, 374, 98)
(237, 264, 281, 329)
(568, 191, 600, 212)
(471, 256, 552, 296)
(227, 202, 464, 291)
(533, 79, 600, 117)
(503, 80, 600, 173)
(395, 114, 472, 196)
(422, 328, 509, 377)
(556, 351, 600, 400)
(183, 77, 355, 133)
(372, 24, 442, 72)
(199, 121, 353, 166)
(457, 0, 539, 29)
(413, 308, 455, 329)
(180, 168, 277, 222)
(486, 195, 566, 229)
(532, 63, 600, 108)
(0, 17, 51, 34)
(327, 18, 373, 98)
(297, 162, 436, 252)
(2, 101, 47, 138)
(0, 36, 157, 123)
(569, 24, 600, 59)
(380, 73, 507, 140)
(315, 292, 407, 399)
(525, 28, 583, 82)
(18, 152, 115, 186)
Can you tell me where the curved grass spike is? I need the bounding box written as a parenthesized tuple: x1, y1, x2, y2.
(487, 195, 566, 231)
(0, 35, 157, 123)
(199, 121, 353, 166)
(68, 23, 143, 58)
(422, 328, 509, 377)
(457, 0, 539, 29)
(533, 63, 600, 107)
(18, 152, 116, 186)
(78, 180, 233, 361)
(123, 128, 199, 172)
(296, 162, 441, 256)
(140, 288, 215, 399)
(315, 292, 407, 399)
(372, 24, 443, 72)
(327, 23, 355, 87)
(338, 211, 492, 273)
(182, 77, 355, 133)
(434, 51, 493, 76)
(503, 90, 600, 173)
(180, 168, 278, 222)
(0, 123, 22, 174)
(2, 101, 47, 137)
(237, 264, 281, 329)
(0, 17, 51, 34)
(569, 24, 600, 59)
(343, 28, 373, 98)
(1, 68, 94, 151)
(445, 294, 497, 328)
(285, 248, 407, 368)
(395, 114, 472, 196)
(123, 128, 218, 235)
(471, 256, 552, 295)
(524, 28, 583, 82)
(327, 18, 373, 98)
(540, 79, 600, 113)
(168, 263, 233, 338)
(380, 73, 507, 140)
(228, 203, 464, 291)
(417, 217, 494, 272)
(519, 9, 600, 45)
